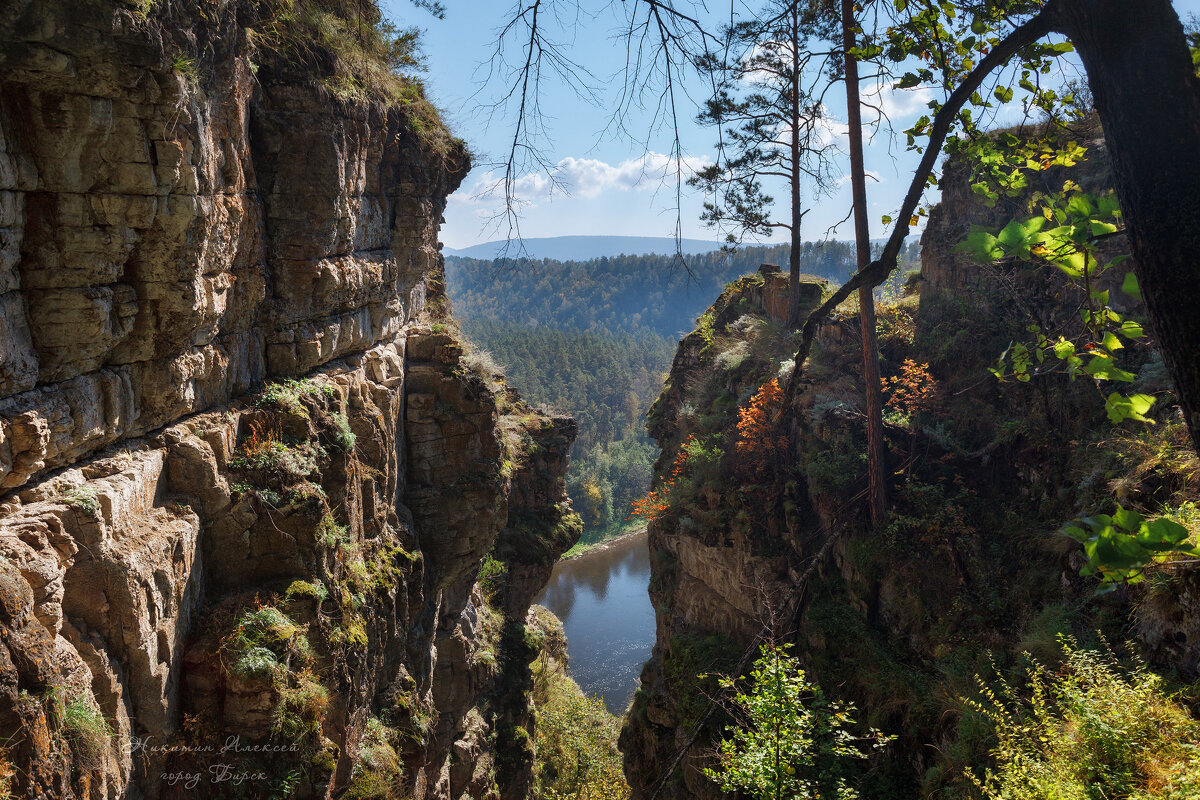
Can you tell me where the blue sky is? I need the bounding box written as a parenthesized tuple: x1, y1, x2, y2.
(382, 0, 1200, 250)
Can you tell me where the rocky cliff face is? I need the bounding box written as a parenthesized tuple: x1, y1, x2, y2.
(0, 3, 580, 799)
(620, 141, 1192, 799)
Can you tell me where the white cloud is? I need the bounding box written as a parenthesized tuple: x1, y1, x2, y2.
(450, 152, 711, 207)
(813, 111, 851, 148)
(862, 79, 935, 123)
(807, 80, 933, 151)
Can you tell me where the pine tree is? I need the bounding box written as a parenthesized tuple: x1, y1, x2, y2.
(688, 2, 836, 327)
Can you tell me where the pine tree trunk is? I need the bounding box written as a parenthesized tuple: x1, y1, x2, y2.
(1050, 0, 1200, 453)
(787, 6, 804, 329)
(843, 0, 888, 526)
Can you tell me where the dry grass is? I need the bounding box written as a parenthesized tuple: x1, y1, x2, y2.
(1102, 419, 1200, 508)
(247, 0, 459, 155)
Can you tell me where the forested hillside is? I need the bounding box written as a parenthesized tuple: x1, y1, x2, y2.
(447, 242, 916, 543)
(449, 242, 871, 337)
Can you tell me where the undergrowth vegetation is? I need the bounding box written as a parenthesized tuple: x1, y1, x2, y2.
(344, 717, 405, 800)
(530, 608, 629, 800)
(628, 199, 1200, 798)
(968, 638, 1200, 798)
(129, 0, 458, 153)
(60, 694, 112, 770)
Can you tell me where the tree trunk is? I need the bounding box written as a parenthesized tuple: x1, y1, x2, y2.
(1052, 0, 1200, 453)
(787, 6, 805, 329)
(843, 0, 888, 526)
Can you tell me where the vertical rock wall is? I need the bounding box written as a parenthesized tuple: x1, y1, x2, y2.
(0, 3, 581, 799)
(0, 0, 461, 492)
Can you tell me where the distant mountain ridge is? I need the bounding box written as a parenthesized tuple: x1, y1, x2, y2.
(443, 235, 726, 261)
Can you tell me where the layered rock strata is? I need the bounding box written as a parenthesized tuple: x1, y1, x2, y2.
(0, 3, 581, 799)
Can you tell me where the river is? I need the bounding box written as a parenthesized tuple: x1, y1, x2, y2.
(533, 532, 655, 714)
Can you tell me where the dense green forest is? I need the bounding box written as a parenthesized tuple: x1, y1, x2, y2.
(446, 242, 918, 542)
(450, 242, 872, 338)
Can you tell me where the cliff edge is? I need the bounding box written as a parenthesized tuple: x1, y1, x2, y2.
(0, 3, 581, 798)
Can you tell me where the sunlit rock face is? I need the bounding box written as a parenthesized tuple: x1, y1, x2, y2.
(0, 0, 459, 493)
(0, 3, 580, 799)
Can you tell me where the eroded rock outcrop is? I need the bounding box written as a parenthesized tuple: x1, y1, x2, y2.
(0, 3, 580, 799)
(620, 147, 1191, 799)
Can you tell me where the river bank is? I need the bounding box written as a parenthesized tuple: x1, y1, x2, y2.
(561, 522, 648, 560)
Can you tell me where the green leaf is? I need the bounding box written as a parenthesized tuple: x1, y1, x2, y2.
(1101, 331, 1123, 352)
(896, 72, 921, 89)
(1135, 517, 1190, 551)
(962, 226, 1001, 261)
(1118, 320, 1145, 338)
(1066, 193, 1095, 219)
(971, 17, 987, 34)
(881, 214, 893, 226)
(1084, 356, 1136, 383)
(1063, 525, 1089, 543)
(1084, 528, 1149, 572)
(993, 85, 1014, 103)
(1097, 193, 1122, 219)
(1112, 505, 1143, 532)
(1052, 339, 1076, 360)
(1104, 392, 1156, 424)
(1120, 271, 1141, 300)
(1080, 514, 1113, 530)
(1053, 251, 1086, 277)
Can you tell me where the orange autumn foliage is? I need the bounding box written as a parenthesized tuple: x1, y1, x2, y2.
(735, 378, 789, 479)
(882, 359, 939, 419)
(241, 418, 285, 459)
(630, 435, 695, 522)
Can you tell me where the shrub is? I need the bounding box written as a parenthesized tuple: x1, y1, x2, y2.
(256, 378, 333, 417)
(478, 554, 507, 601)
(330, 412, 356, 452)
(64, 487, 100, 517)
(735, 378, 788, 480)
(234, 646, 281, 680)
(631, 434, 724, 523)
(231, 418, 288, 469)
(695, 309, 718, 361)
(462, 344, 506, 381)
(876, 300, 918, 349)
(705, 643, 888, 800)
(318, 514, 352, 550)
(968, 637, 1200, 798)
(534, 671, 628, 800)
(169, 53, 199, 84)
(274, 672, 330, 737)
(61, 694, 112, 769)
(223, 606, 309, 681)
(345, 718, 403, 799)
(882, 358, 940, 428)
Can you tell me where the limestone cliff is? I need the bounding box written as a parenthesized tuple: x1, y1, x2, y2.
(620, 140, 1196, 798)
(0, 2, 580, 799)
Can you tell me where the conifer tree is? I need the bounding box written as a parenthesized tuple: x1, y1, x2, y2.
(688, 1, 836, 327)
